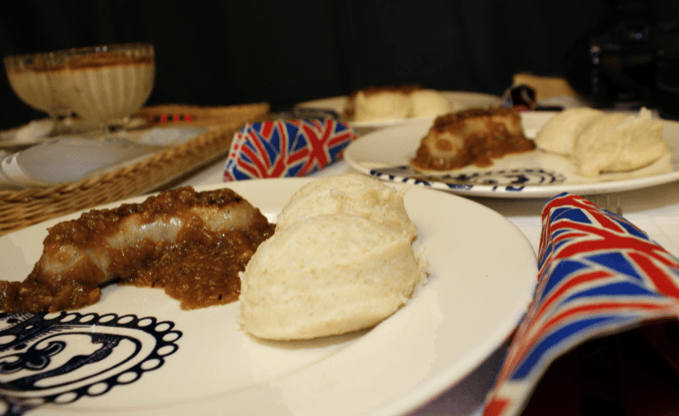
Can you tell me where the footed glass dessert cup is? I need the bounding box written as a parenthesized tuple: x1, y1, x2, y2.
(4, 51, 73, 134)
(47, 43, 155, 139)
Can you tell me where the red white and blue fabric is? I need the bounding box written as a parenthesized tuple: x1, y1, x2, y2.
(224, 119, 355, 181)
(484, 193, 679, 416)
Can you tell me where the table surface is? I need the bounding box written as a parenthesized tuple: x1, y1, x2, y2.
(177, 157, 679, 416)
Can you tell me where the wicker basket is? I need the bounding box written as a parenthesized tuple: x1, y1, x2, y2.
(0, 102, 269, 236)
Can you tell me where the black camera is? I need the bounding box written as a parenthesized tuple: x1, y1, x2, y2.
(565, 0, 679, 118)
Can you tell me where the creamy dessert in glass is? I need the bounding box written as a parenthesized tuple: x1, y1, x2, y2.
(47, 43, 155, 137)
(4, 52, 73, 133)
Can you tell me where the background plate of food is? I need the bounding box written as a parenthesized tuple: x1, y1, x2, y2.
(344, 109, 679, 198)
(295, 87, 504, 134)
(0, 176, 536, 416)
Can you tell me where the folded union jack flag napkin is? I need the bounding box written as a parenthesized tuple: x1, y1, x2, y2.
(484, 193, 679, 416)
(224, 119, 356, 181)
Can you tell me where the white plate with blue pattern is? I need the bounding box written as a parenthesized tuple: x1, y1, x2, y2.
(344, 112, 679, 198)
(0, 178, 536, 416)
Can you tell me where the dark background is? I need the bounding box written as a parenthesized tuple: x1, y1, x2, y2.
(1, 0, 676, 130)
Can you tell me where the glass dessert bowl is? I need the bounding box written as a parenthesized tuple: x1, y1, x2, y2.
(47, 43, 155, 138)
(4, 51, 73, 133)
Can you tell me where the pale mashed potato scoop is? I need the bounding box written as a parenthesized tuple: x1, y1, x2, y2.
(353, 90, 411, 122)
(239, 214, 427, 340)
(350, 88, 452, 122)
(535, 107, 670, 177)
(572, 107, 669, 176)
(410, 89, 453, 118)
(534, 107, 604, 156)
(239, 174, 427, 341)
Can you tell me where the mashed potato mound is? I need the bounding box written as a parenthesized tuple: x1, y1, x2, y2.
(410, 89, 454, 118)
(535, 107, 670, 176)
(534, 107, 604, 156)
(239, 174, 427, 340)
(350, 88, 452, 122)
(572, 108, 669, 176)
(240, 215, 427, 340)
(353, 90, 411, 122)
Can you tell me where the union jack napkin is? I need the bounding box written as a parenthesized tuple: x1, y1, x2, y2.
(224, 119, 356, 181)
(484, 193, 679, 416)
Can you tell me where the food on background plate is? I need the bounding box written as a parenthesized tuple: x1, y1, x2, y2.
(0, 187, 274, 312)
(535, 107, 671, 176)
(348, 86, 411, 122)
(239, 174, 428, 341)
(410, 107, 535, 171)
(344, 85, 453, 122)
(573, 108, 669, 176)
(410, 89, 456, 118)
(534, 107, 604, 156)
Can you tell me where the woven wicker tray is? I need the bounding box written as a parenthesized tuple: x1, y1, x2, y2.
(0, 102, 269, 236)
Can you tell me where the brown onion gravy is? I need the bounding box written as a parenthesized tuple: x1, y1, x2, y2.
(411, 107, 535, 171)
(0, 187, 275, 312)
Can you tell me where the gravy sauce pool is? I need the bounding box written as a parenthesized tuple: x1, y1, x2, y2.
(120, 221, 271, 310)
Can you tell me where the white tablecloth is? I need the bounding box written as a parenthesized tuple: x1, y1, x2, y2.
(177, 158, 679, 416)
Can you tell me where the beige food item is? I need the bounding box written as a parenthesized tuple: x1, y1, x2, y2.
(352, 90, 411, 122)
(572, 108, 669, 176)
(345, 85, 452, 122)
(275, 173, 417, 241)
(410, 89, 454, 118)
(240, 174, 426, 341)
(534, 107, 604, 156)
(240, 215, 426, 340)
